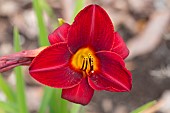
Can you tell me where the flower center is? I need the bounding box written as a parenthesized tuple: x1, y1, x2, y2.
(70, 47, 99, 77)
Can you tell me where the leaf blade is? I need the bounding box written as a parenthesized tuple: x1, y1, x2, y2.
(33, 0, 49, 46)
(0, 75, 16, 102)
(0, 101, 18, 113)
(13, 27, 29, 113)
(131, 100, 157, 113)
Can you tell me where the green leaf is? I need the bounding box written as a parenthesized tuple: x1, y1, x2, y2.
(0, 75, 16, 102)
(55, 89, 68, 113)
(38, 87, 54, 113)
(13, 27, 21, 52)
(49, 89, 58, 113)
(39, 0, 55, 18)
(33, 0, 49, 46)
(13, 27, 29, 113)
(71, 0, 85, 22)
(0, 101, 18, 113)
(131, 100, 157, 113)
(70, 103, 82, 113)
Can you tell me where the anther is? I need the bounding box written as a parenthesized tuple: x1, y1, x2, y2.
(81, 53, 94, 73)
(89, 55, 92, 67)
(90, 58, 94, 71)
(88, 53, 94, 72)
(83, 58, 88, 71)
(80, 58, 85, 70)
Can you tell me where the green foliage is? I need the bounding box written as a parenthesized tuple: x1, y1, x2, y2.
(52, 89, 68, 113)
(0, 74, 18, 113)
(33, 0, 49, 46)
(0, 75, 15, 102)
(70, 103, 82, 113)
(131, 100, 156, 113)
(0, 101, 18, 113)
(14, 27, 29, 113)
(71, 0, 85, 22)
(38, 87, 54, 113)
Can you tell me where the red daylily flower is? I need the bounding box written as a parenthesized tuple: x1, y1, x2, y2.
(29, 4, 132, 105)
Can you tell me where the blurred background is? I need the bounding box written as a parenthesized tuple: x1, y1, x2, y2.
(0, 0, 170, 113)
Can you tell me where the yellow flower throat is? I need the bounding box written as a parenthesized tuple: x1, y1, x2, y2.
(70, 47, 99, 77)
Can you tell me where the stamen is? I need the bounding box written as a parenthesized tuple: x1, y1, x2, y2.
(83, 58, 88, 71)
(88, 54, 92, 67)
(80, 58, 85, 70)
(80, 53, 95, 74)
(90, 58, 94, 71)
(88, 53, 94, 72)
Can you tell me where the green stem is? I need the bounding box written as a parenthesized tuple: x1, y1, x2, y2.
(14, 27, 29, 113)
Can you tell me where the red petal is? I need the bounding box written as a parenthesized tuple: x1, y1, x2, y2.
(62, 78, 94, 105)
(68, 5, 114, 53)
(111, 32, 129, 59)
(29, 42, 82, 88)
(88, 71, 130, 92)
(48, 23, 70, 45)
(89, 51, 132, 92)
